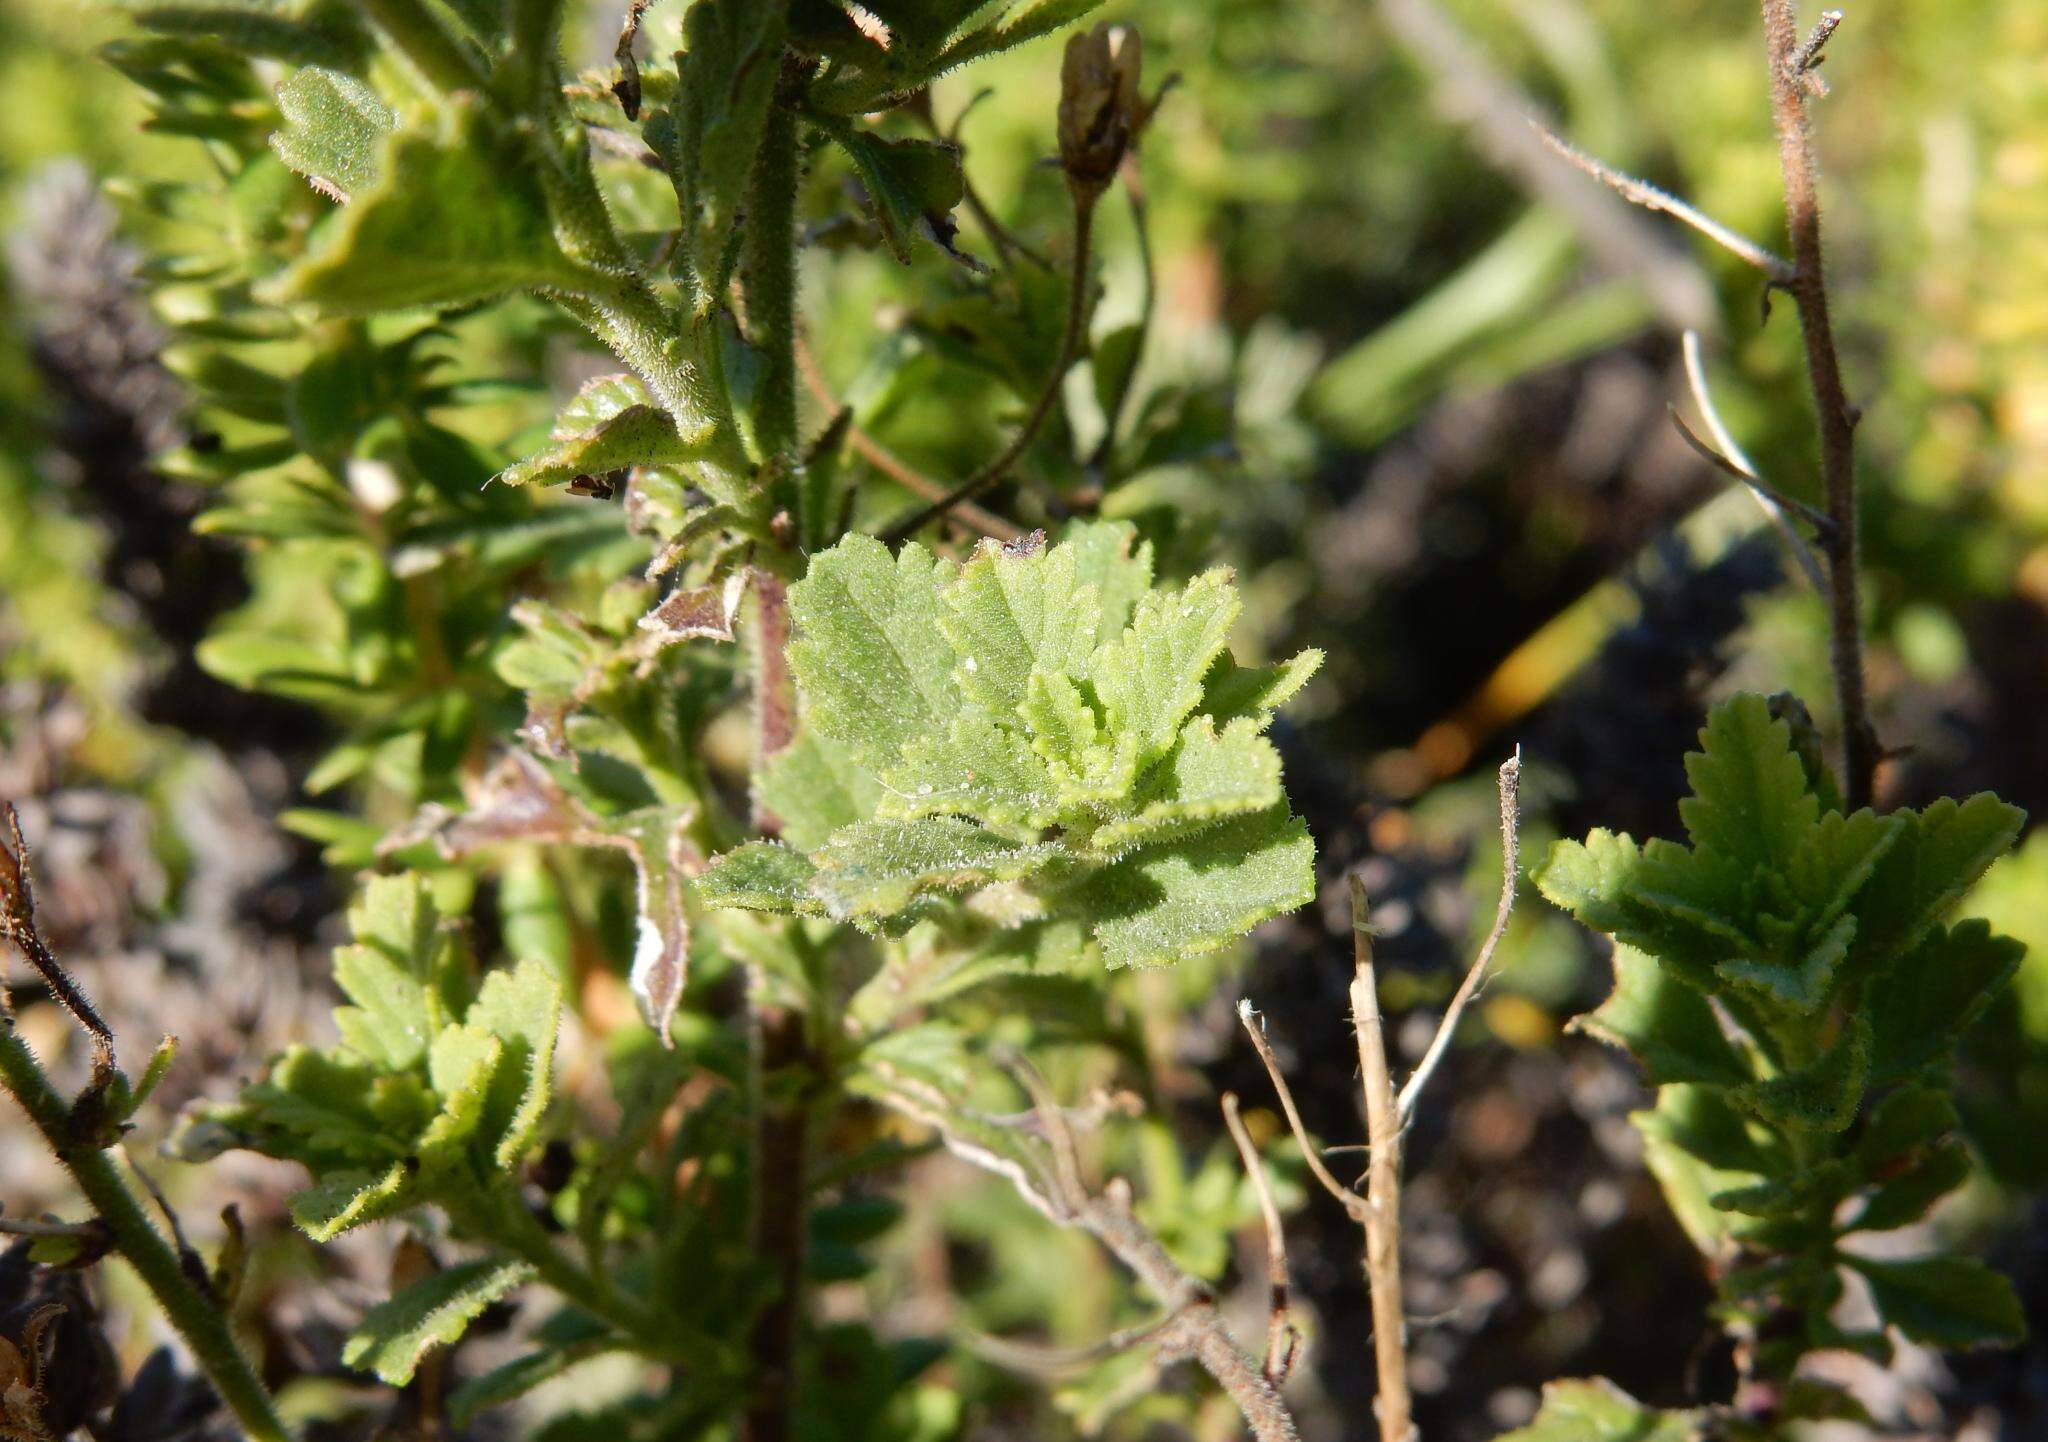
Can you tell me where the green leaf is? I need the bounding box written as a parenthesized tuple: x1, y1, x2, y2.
(852, 0, 989, 54)
(1633, 1085, 1774, 1251)
(1089, 569, 1239, 769)
(1846, 1144, 1971, 1233)
(1734, 1015, 1869, 1133)
(1856, 1087, 1959, 1168)
(497, 374, 717, 487)
(877, 709, 1063, 833)
(419, 1026, 506, 1167)
(1676, 694, 1819, 871)
(1535, 832, 1728, 991)
(817, 121, 966, 263)
(1788, 808, 1904, 931)
(1060, 519, 1152, 637)
(342, 1258, 538, 1385)
(1868, 919, 2026, 1083)
(698, 841, 824, 915)
(272, 95, 586, 313)
(938, 538, 1101, 713)
(331, 874, 455, 1068)
(810, 818, 1056, 921)
(1572, 945, 1749, 1087)
(1020, 669, 1131, 804)
(333, 942, 434, 1070)
(1852, 794, 2025, 969)
(465, 959, 562, 1167)
(1847, 1255, 2026, 1349)
(1202, 650, 1323, 728)
(1076, 806, 1315, 969)
(788, 536, 961, 774)
(757, 730, 882, 851)
(1087, 716, 1283, 855)
(289, 1162, 416, 1241)
(131, 0, 374, 68)
(271, 66, 391, 202)
(1494, 1378, 1700, 1442)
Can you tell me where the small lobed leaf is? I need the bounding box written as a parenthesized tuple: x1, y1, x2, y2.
(877, 709, 1063, 834)
(1867, 918, 2026, 1083)
(271, 66, 392, 202)
(271, 95, 587, 313)
(1202, 649, 1323, 729)
(1848, 1255, 2026, 1349)
(1846, 1144, 1972, 1233)
(1734, 1015, 1869, 1133)
(697, 841, 824, 915)
(939, 537, 1100, 714)
(289, 1163, 416, 1242)
(757, 731, 882, 852)
(1675, 695, 1820, 872)
(1494, 1377, 1701, 1442)
(1852, 794, 2025, 970)
(788, 536, 961, 775)
(810, 818, 1057, 921)
(465, 959, 562, 1168)
(343, 1257, 538, 1385)
(1086, 716, 1282, 855)
(1572, 945, 1750, 1088)
(1088, 569, 1239, 769)
(497, 374, 718, 488)
(1074, 806, 1314, 969)
(1632, 1085, 1776, 1252)
(817, 121, 966, 263)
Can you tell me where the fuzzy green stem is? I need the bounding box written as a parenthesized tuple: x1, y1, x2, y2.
(354, 0, 487, 93)
(0, 1025, 289, 1442)
(744, 101, 804, 465)
(454, 1187, 670, 1354)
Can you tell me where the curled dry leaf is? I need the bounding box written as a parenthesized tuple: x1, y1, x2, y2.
(384, 753, 703, 1045)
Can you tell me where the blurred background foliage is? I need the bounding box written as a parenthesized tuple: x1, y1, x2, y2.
(2, 0, 2046, 1437)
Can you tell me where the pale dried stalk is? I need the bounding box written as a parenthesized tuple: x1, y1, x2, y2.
(1350, 873, 1415, 1442)
(1529, 123, 1794, 282)
(1223, 1092, 1300, 1382)
(878, 1075, 1301, 1442)
(1397, 749, 1521, 1124)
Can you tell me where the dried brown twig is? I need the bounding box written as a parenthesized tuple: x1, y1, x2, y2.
(1222, 1093, 1300, 1385)
(874, 1064, 1300, 1442)
(0, 804, 114, 1082)
(1397, 749, 1521, 1124)
(1238, 753, 1523, 1442)
(1528, 122, 1794, 283)
(1759, 0, 1877, 808)
(1350, 874, 1414, 1442)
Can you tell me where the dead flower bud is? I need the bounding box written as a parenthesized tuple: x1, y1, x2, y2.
(1058, 24, 1155, 201)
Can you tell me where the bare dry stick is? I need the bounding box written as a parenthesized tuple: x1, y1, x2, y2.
(1348, 874, 1416, 1442)
(1760, 0, 1876, 808)
(1529, 123, 1794, 282)
(1222, 1092, 1300, 1383)
(879, 1075, 1300, 1442)
(1679, 332, 1830, 590)
(1235, 1001, 1370, 1221)
(1397, 750, 1520, 1124)
(1373, 0, 1716, 333)
(0, 804, 114, 1082)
